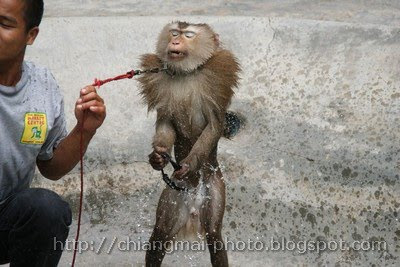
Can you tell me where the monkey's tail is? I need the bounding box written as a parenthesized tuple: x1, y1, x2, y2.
(223, 111, 244, 139)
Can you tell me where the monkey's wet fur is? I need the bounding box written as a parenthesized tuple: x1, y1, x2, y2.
(137, 21, 240, 267)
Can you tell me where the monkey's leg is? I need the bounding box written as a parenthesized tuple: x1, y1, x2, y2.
(201, 170, 228, 267)
(146, 188, 188, 267)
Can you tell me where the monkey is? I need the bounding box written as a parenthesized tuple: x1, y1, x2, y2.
(137, 21, 240, 267)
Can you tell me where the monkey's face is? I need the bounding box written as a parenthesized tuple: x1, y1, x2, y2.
(166, 29, 191, 61)
(156, 22, 219, 73)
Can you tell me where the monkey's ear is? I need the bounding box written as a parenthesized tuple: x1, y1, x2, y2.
(214, 34, 220, 47)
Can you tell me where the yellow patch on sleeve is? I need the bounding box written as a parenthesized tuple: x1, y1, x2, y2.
(20, 112, 48, 145)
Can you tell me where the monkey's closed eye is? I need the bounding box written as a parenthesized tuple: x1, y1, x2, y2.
(184, 31, 196, 38)
(170, 30, 180, 37)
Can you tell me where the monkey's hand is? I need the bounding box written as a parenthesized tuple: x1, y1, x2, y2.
(172, 163, 190, 180)
(148, 146, 169, 170)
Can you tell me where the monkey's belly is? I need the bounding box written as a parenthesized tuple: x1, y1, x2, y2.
(174, 180, 207, 241)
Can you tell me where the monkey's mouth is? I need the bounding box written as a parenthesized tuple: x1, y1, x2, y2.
(168, 50, 187, 59)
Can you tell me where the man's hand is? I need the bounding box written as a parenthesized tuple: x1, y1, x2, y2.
(75, 85, 106, 134)
(37, 85, 106, 180)
(148, 146, 169, 170)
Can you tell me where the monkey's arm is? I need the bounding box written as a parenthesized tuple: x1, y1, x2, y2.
(152, 111, 176, 153)
(149, 111, 176, 170)
(181, 108, 224, 173)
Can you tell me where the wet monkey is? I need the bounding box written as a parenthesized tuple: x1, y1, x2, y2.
(137, 21, 240, 267)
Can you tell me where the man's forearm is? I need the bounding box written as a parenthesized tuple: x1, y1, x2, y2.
(36, 125, 95, 180)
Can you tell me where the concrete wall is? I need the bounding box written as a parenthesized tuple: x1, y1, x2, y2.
(43, 0, 400, 27)
(26, 16, 399, 266)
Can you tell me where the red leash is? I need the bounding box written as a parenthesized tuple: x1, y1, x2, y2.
(71, 70, 136, 267)
(92, 70, 136, 87)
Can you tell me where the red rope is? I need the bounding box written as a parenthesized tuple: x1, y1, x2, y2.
(71, 70, 135, 267)
(92, 70, 135, 87)
(71, 116, 85, 266)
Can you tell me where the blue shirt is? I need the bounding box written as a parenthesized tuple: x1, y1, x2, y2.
(0, 61, 67, 204)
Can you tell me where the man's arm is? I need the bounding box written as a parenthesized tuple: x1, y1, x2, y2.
(36, 85, 106, 180)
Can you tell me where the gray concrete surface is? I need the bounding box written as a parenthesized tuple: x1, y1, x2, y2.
(43, 0, 400, 26)
(11, 3, 400, 267)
